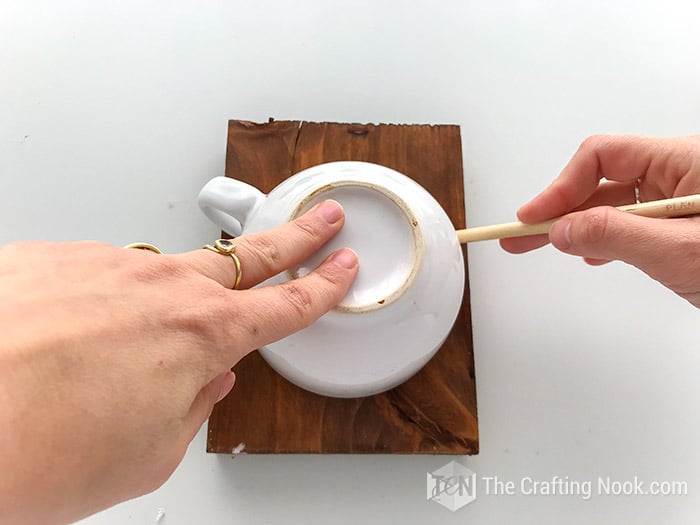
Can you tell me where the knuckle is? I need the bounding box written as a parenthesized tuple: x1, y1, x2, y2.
(190, 298, 232, 343)
(128, 256, 187, 283)
(279, 282, 315, 319)
(163, 287, 232, 344)
(316, 262, 347, 288)
(292, 216, 323, 242)
(580, 134, 606, 152)
(577, 207, 612, 246)
(551, 182, 577, 213)
(246, 234, 283, 275)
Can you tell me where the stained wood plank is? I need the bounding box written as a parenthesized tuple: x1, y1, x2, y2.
(207, 119, 477, 454)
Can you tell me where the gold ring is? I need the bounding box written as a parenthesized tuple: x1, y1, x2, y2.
(124, 242, 163, 254)
(203, 239, 242, 289)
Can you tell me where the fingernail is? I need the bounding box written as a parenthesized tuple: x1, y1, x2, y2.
(216, 371, 235, 402)
(549, 219, 572, 251)
(331, 248, 358, 269)
(315, 200, 344, 224)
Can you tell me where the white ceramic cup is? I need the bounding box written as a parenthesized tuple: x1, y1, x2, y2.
(198, 161, 464, 398)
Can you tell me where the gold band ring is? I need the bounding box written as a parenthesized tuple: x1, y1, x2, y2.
(124, 242, 163, 254)
(203, 239, 242, 290)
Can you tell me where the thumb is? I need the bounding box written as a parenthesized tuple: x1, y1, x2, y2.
(549, 206, 700, 290)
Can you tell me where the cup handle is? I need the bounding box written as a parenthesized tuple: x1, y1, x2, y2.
(197, 177, 266, 237)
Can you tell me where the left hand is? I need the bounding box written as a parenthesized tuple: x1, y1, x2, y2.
(0, 199, 358, 524)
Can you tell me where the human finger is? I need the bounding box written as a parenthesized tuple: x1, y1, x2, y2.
(572, 180, 637, 210)
(501, 181, 636, 253)
(499, 233, 550, 254)
(228, 248, 359, 354)
(176, 200, 345, 289)
(517, 135, 670, 223)
(549, 206, 700, 302)
(583, 257, 612, 266)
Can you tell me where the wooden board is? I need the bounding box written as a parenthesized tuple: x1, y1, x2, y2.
(207, 120, 478, 454)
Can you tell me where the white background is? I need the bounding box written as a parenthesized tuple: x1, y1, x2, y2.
(2, 1, 699, 524)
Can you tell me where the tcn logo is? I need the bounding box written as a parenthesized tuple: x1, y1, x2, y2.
(427, 461, 477, 511)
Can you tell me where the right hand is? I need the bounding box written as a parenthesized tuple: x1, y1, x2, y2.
(500, 135, 700, 308)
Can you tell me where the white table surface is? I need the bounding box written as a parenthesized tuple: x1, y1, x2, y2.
(2, 2, 699, 524)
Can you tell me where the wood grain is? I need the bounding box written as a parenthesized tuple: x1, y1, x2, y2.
(207, 119, 477, 454)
